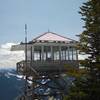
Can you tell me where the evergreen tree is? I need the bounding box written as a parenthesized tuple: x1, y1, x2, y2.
(66, 0, 100, 100)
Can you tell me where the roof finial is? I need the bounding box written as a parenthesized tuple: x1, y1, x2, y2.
(48, 29, 50, 32)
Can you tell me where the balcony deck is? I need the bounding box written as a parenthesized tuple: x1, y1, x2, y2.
(17, 60, 79, 75)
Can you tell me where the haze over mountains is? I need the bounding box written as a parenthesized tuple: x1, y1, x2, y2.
(0, 69, 24, 100)
(0, 43, 24, 69)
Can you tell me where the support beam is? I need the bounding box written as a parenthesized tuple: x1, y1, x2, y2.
(46, 51, 47, 60)
(76, 49, 78, 61)
(32, 46, 34, 61)
(61, 50, 63, 60)
(68, 46, 70, 60)
(59, 46, 61, 61)
(41, 46, 44, 61)
(45, 47, 48, 60)
(51, 46, 53, 61)
(39, 49, 41, 61)
(65, 48, 66, 60)
(31, 46, 32, 61)
(72, 47, 74, 60)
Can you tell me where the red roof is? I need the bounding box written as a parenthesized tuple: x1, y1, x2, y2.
(33, 32, 74, 43)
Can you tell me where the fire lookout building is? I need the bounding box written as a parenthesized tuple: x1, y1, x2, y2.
(11, 32, 79, 75)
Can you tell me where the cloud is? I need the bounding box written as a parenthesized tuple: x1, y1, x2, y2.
(0, 43, 24, 69)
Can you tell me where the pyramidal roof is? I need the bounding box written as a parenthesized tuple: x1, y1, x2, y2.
(33, 32, 74, 42)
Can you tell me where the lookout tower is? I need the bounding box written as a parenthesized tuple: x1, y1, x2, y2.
(11, 32, 79, 99)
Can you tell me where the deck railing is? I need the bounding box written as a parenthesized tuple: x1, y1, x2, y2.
(17, 60, 79, 75)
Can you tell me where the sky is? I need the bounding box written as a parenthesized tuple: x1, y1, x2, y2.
(0, 0, 85, 44)
(0, 0, 85, 68)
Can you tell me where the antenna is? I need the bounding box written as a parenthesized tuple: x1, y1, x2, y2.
(25, 24, 27, 62)
(24, 24, 28, 95)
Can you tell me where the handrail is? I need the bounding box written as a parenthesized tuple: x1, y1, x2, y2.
(17, 60, 79, 75)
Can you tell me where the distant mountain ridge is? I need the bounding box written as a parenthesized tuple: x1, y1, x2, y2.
(0, 69, 24, 100)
